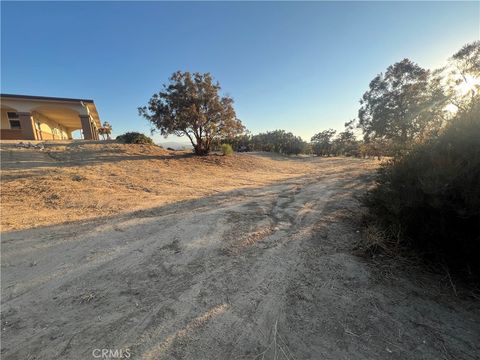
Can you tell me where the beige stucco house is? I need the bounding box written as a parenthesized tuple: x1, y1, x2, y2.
(0, 94, 102, 140)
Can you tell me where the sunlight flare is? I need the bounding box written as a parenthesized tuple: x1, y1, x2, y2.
(456, 74, 480, 96)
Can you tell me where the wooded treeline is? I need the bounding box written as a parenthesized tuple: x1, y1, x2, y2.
(223, 41, 479, 158)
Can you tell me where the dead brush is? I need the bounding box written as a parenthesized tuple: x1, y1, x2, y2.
(355, 222, 392, 256)
(254, 320, 296, 360)
(353, 209, 412, 259)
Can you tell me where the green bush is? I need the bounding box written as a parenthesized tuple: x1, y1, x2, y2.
(364, 103, 480, 278)
(116, 132, 154, 145)
(220, 143, 234, 156)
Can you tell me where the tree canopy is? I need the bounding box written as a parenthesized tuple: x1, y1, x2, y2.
(139, 71, 245, 155)
(225, 130, 307, 155)
(251, 130, 307, 155)
(444, 40, 480, 110)
(311, 129, 336, 156)
(358, 59, 433, 150)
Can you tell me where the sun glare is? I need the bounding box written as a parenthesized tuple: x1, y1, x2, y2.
(456, 75, 480, 96)
(445, 103, 458, 113)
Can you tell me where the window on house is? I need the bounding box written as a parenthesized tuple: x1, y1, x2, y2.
(7, 112, 21, 129)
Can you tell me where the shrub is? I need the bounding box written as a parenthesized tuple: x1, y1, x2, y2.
(116, 132, 154, 145)
(364, 103, 480, 278)
(220, 143, 234, 156)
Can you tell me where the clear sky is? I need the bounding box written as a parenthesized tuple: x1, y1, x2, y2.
(1, 1, 478, 143)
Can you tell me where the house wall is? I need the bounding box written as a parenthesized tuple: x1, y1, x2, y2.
(0, 108, 22, 139)
(0, 108, 72, 140)
(1, 108, 14, 128)
(0, 129, 23, 140)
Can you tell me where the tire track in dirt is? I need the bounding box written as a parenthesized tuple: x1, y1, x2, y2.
(5, 159, 475, 360)
(1, 166, 344, 359)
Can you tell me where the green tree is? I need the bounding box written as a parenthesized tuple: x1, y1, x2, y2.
(358, 59, 432, 151)
(251, 130, 306, 155)
(311, 129, 336, 156)
(225, 133, 253, 152)
(138, 71, 245, 155)
(332, 127, 359, 156)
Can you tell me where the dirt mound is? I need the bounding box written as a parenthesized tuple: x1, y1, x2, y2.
(56, 142, 170, 154)
(46, 142, 172, 161)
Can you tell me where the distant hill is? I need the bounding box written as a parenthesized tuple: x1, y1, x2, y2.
(157, 141, 193, 150)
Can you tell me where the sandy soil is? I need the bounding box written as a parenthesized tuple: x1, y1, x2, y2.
(1, 142, 319, 231)
(1, 142, 479, 359)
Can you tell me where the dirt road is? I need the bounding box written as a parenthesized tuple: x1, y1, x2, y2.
(1, 157, 479, 359)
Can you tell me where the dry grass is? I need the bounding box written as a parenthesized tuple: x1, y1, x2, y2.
(253, 320, 296, 360)
(1, 142, 319, 231)
(358, 222, 391, 255)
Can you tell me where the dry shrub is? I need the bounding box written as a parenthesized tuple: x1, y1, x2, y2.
(359, 222, 390, 255)
(363, 102, 480, 279)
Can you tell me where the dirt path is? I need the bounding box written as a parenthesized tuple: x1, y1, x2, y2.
(1, 159, 479, 359)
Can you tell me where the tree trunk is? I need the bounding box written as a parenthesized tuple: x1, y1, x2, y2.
(193, 137, 209, 155)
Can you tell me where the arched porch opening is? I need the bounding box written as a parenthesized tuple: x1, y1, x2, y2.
(30, 105, 82, 140)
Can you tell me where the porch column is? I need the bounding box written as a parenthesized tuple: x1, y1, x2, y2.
(18, 112, 37, 140)
(94, 123, 100, 140)
(92, 123, 99, 140)
(79, 115, 94, 140)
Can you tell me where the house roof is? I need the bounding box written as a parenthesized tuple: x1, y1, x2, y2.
(0, 93, 95, 103)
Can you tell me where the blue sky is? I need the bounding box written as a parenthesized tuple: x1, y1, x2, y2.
(1, 1, 478, 143)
